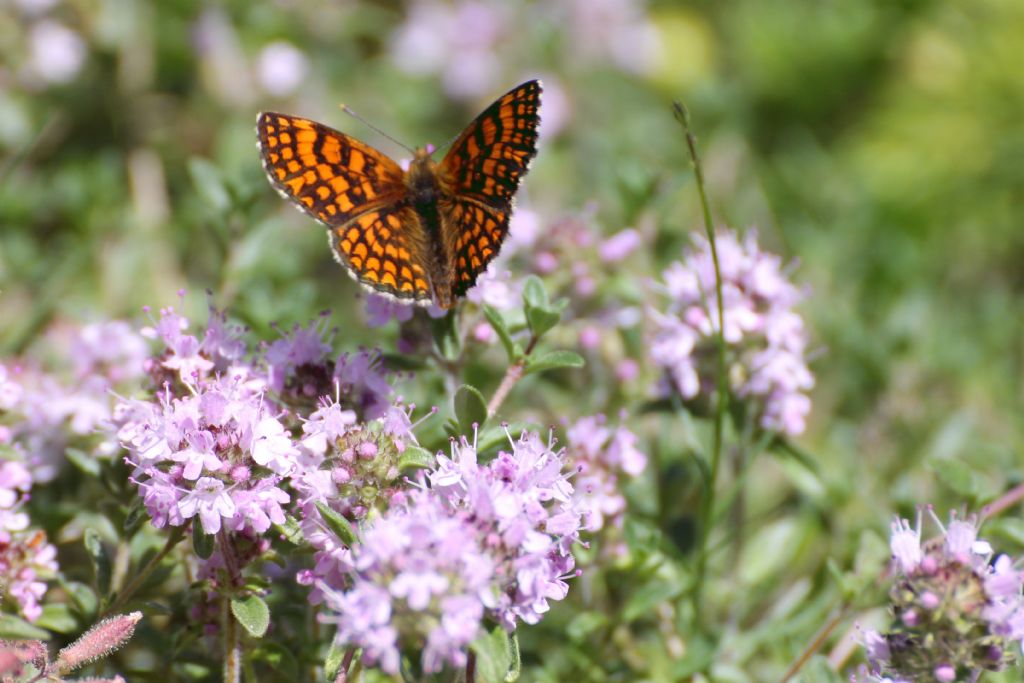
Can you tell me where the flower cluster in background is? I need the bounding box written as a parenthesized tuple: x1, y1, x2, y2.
(651, 228, 814, 436)
(859, 508, 1024, 681)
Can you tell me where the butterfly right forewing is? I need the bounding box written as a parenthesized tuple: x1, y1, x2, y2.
(437, 81, 542, 295)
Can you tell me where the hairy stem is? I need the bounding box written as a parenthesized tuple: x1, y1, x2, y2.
(334, 647, 357, 683)
(219, 531, 243, 683)
(486, 334, 539, 418)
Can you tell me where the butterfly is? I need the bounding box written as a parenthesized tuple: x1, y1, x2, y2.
(256, 80, 542, 309)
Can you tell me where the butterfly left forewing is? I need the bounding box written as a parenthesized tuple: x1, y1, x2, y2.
(257, 112, 406, 226)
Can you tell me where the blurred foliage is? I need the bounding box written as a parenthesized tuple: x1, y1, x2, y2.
(2, 0, 1023, 680)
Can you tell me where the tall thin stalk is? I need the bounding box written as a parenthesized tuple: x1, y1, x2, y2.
(672, 102, 728, 626)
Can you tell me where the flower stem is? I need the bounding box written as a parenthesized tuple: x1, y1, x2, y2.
(334, 647, 356, 683)
(779, 607, 848, 682)
(219, 530, 243, 683)
(486, 334, 539, 418)
(223, 592, 241, 683)
(673, 101, 729, 630)
(103, 527, 184, 616)
(465, 650, 476, 682)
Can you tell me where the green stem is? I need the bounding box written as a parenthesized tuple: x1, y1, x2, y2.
(673, 102, 728, 630)
(103, 527, 185, 616)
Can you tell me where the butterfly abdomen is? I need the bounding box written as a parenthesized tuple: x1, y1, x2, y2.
(406, 150, 455, 307)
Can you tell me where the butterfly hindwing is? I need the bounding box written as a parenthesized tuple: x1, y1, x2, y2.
(257, 112, 406, 227)
(441, 198, 510, 298)
(439, 80, 542, 208)
(328, 205, 434, 302)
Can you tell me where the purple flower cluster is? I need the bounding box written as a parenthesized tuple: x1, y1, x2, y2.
(115, 302, 410, 538)
(565, 415, 646, 547)
(313, 429, 583, 675)
(0, 456, 58, 622)
(859, 507, 1024, 681)
(650, 229, 814, 436)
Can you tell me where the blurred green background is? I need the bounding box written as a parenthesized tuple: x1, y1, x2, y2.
(2, 0, 1023, 678)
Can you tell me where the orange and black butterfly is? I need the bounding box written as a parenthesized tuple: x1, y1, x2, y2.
(256, 80, 542, 309)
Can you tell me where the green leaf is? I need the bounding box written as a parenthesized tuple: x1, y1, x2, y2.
(931, 457, 979, 499)
(470, 625, 513, 683)
(566, 612, 609, 642)
(398, 445, 436, 472)
(483, 305, 517, 360)
(315, 502, 358, 546)
(523, 350, 585, 375)
(123, 496, 148, 534)
(58, 579, 98, 619)
(231, 595, 270, 638)
(454, 384, 488, 431)
(623, 579, 684, 621)
(0, 613, 49, 640)
(505, 631, 520, 682)
(525, 305, 561, 339)
(192, 521, 214, 559)
(273, 515, 305, 546)
(521, 275, 548, 310)
(83, 528, 111, 596)
(35, 603, 76, 634)
(65, 448, 100, 477)
(188, 157, 231, 212)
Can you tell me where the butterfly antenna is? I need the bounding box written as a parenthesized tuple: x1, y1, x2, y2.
(339, 104, 416, 155)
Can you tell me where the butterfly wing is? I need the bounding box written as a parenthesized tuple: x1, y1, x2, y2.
(439, 80, 542, 207)
(438, 80, 542, 294)
(441, 198, 510, 298)
(257, 112, 433, 303)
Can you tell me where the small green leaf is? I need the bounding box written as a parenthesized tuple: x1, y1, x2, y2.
(231, 595, 270, 638)
(274, 514, 305, 546)
(454, 384, 488, 431)
(398, 445, 436, 472)
(623, 579, 684, 621)
(525, 305, 560, 339)
(188, 157, 231, 212)
(65, 448, 100, 477)
(470, 625, 513, 683)
(192, 521, 214, 559)
(84, 528, 111, 596)
(35, 603, 76, 634)
(505, 631, 520, 682)
(0, 613, 49, 640)
(524, 350, 585, 375)
(123, 497, 148, 534)
(483, 305, 516, 360)
(315, 502, 358, 546)
(521, 275, 548, 310)
(58, 579, 98, 619)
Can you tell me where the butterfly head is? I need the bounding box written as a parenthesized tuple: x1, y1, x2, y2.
(406, 148, 442, 204)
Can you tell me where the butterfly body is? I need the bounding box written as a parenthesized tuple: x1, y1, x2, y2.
(257, 80, 542, 309)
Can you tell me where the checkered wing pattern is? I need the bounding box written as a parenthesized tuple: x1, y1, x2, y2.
(439, 80, 542, 292)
